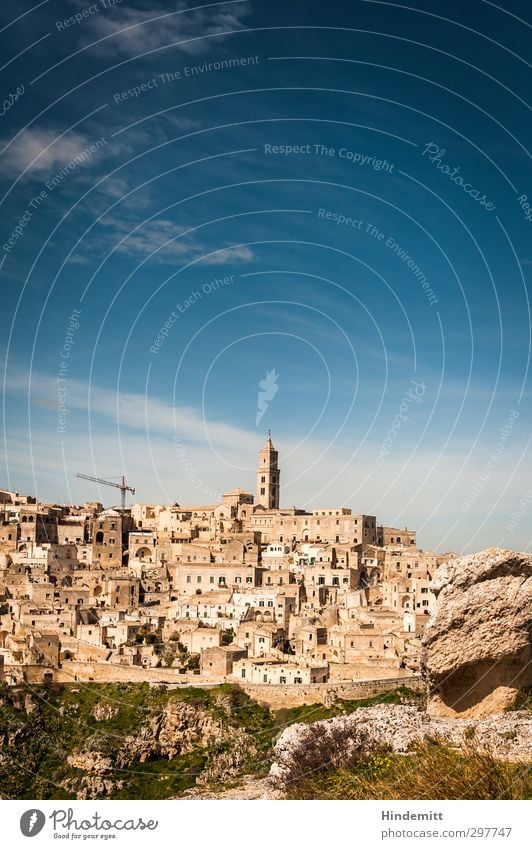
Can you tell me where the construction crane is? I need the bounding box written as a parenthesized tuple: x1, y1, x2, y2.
(76, 473, 135, 511)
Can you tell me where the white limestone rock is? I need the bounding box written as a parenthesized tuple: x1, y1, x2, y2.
(421, 548, 532, 717)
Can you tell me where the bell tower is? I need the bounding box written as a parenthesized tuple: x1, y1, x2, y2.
(256, 431, 280, 509)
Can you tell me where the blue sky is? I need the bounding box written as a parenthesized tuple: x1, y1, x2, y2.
(1, 0, 531, 553)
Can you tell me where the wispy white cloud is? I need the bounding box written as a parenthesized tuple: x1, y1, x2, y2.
(83, 1, 252, 58)
(200, 244, 255, 264)
(4, 361, 256, 450)
(97, 216, 255, 265)
(0, 128, 106, 179)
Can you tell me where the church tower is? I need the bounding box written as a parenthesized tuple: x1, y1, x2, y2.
(256, 431, 280, 509)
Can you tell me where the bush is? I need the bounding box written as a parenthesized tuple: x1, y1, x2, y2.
(274, 722, 371, 787)
(283, 742, 532, 800)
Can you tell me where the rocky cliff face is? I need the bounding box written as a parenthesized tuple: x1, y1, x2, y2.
(0, 683, 270, 800)
(65, 695, 261, 798)
(421, 548, 532, 717)
(269, 704, 532, 789)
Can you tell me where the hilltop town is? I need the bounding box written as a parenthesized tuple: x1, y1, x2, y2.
(0, 435, 453, 694)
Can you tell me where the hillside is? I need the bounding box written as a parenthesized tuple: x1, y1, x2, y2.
(0, 681, 421, 799)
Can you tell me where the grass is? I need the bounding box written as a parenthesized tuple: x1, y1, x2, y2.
(110, 750, 208, 800)
(284, 743, 532, 800)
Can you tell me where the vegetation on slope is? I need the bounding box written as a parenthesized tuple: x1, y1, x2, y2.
(2, 682, 527, 800)
(283, 743, 532, 800)
(0, 682, 422, 799)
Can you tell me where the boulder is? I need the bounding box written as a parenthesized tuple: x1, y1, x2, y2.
(269, 704, 532, 788)
(421, 548, 532, 717)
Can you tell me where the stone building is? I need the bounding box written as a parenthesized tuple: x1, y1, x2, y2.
(200, 645, 247, 677)
(233, 657, 329, 684)
(256, 432, 280, 509)
(90, 510, 133, 567)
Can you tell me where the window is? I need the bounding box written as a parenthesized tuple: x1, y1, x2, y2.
(294, 677, 302, 684)
(279, 676, 286, 684)
(260, 488, 265, 496)
(197, 576, 201, 583)
(241, 668, 246, 678)
(263, 674, 268, 682)
(210, 576, 215, 583)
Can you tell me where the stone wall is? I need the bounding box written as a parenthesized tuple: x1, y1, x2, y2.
(2, 663, 422, 709)
(240, 674, 423, 709)
(2, 662, 220, 687)
(58, 662, 212, 686)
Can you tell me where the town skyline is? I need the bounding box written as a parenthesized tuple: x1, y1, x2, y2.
(2, 421, 524, 555)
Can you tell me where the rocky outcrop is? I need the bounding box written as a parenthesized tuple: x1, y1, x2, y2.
(67, 749, 114, 774)
(421, 548, 532, 717)
(118, 698, 259, 784)
(66, 742, 123, 799)
(119, 700, 224, 763)
(65, 695, 260, 798)
(269, 704, 532, 788)
(91, 704, 119, 721)
(182, 775, 283, 800)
